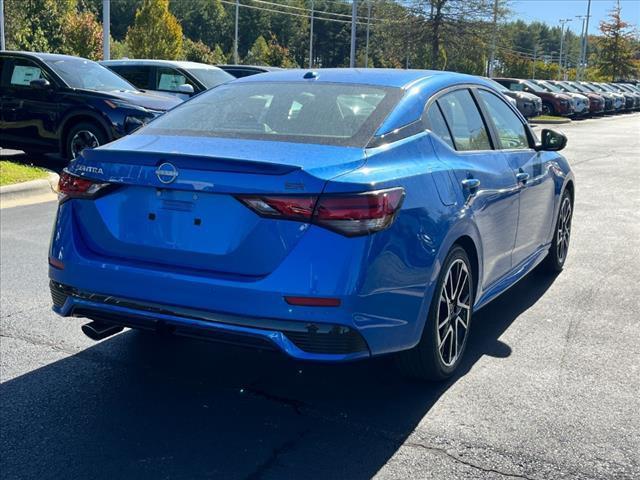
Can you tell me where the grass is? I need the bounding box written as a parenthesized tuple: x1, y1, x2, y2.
(0, 161, 49, 187)
(529, 115, 570, 122)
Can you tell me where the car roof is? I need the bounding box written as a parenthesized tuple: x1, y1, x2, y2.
(233, 68, 481, 89)
(0, 51, 92, 62)
(218, 65, 282, 71)
(100, 59, 223, 70)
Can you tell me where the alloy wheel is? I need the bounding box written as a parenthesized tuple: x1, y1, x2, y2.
(436, 259, 471, 367)
(556, 196, 572, 264)
(70, 130, 100, 159)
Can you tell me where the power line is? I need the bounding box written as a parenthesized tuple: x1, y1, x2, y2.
(220, 0, 379, 26)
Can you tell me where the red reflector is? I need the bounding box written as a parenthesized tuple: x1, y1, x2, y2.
(285, 296, 341, 307)
(48, 257, 64, 270)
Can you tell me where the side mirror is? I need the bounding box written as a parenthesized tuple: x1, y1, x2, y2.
(177, 84, 195, 94)
(30, 78, 51, 89)
(536, 129, 567, 152)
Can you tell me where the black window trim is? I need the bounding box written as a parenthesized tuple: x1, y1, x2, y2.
(423, 83, 537, 153)
(423, 84, 495, 153)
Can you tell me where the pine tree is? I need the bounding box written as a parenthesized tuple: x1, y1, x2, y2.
(596, 1, 637, 81)
(126, 0, 183, 60)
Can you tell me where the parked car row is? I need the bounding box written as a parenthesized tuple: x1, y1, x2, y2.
(493, 77, 640, 117)
(2, 50, 637, 161)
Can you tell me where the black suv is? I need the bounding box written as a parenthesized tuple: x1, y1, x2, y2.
(0, 52, 181, 159)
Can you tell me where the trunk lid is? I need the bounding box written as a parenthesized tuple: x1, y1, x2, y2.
(69, 135, 366, 277)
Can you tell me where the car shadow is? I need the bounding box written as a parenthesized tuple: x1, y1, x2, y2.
(0, 150, 68, 174)
(0, 268, 557, 480)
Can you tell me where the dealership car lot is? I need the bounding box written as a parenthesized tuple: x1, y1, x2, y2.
(1, 113, 638, 479)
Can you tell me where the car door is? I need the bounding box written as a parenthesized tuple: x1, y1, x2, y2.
(475, 89, 556, 267)
(429, 88, 520, 288)
(0, 56, 59, 152)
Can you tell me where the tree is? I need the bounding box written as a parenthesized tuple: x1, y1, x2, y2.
(266, 35, 298, 68)
(183, 39, 227, 65)
(61, 10, 103, 60)
(5, 0, 74, 52)
(244, 36, 271, 65)
(171, 0, 230, 52)
(126, 0, 184, 60)
(596, 2, 637, 80)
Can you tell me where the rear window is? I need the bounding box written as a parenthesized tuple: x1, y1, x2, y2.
(144, 82, 402, 147)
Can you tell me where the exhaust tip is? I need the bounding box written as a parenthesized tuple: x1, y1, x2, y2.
(81, 322, 124, 341)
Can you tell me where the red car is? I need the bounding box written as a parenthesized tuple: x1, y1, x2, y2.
(494, 78, 574, 116)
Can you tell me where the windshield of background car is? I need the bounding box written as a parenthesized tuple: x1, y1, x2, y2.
(45, 57, 135, 92)
(189, 68, 234, 88)
(144, 82, 403, 147)
(537, 80, 562, 93)
(522, 80, 545, 93)
(565, 82, 587, 93)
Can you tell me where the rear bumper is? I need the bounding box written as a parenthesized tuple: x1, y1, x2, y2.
(51, 281, 370, 361)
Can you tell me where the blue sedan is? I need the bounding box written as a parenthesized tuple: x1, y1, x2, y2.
(49, 69, 574, 380)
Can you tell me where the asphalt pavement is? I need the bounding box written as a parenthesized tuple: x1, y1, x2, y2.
(1, 113, 639, 479)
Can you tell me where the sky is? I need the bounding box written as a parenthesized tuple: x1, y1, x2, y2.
(510, 0, 640, 36)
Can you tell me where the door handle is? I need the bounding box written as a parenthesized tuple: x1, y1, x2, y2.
(516, 171, 530, 184)
(461, 178, 481, 195)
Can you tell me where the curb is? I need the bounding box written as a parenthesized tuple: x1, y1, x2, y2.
(529, 118, 572, 125)
(0, 172, 59, 204)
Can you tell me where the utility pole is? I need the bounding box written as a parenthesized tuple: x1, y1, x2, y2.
(0, 0, 5, 51)
(309, 0, 314, 68)
(350, 0, 357, 67)
(365, 1, 371, 67)
(102, 0, 110, 60)
(532, 44, 537, 79)
(576, 15, 587, 79)
(234, 0, 239, 64)
(578, 0, 592, 80)
(558, 18, 572, 80)
(488, 0, 499, 77)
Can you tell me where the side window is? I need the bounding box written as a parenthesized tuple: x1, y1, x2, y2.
(425, 103, 455, 149)
(111, 66, 151, 89)
(478, 90, 530, 150)
(155, 67, 192, 92)
(437, 89, 492, 151)
(8, 58, 46, 87)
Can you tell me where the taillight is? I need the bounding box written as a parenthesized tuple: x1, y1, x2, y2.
(57, 171, 111, 203)
(236, 187, 405, 237)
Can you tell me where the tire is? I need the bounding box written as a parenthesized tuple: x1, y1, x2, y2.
(544, 189, 573, 273)
(541, 101, 555, 116)
(65, 122, 107, 160)
(396, 245, 474, 381)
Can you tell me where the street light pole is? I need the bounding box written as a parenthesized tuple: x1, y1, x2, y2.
(558, 18, 571, 80)
(488, 0, 499, 77)
(365, 1, 371, 68)
(309, 0, 314, 68)
(234, 0, 239, 64)
(102, 0, 110, 60)
(350, 0, 357, 67)
(532, 44, 537, 79)
(0, 0, 5, 51)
